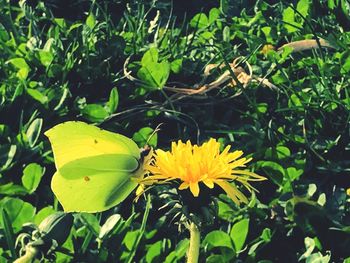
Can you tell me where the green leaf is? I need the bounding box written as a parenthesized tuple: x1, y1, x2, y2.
(1, 209, 16, 258)
(230, 218, 249, 252)
(132, 127, 157, 148)
(207, 255, 227, 263)
(34, 206, 56, 225)
(137, 60, 170, 90)
(107, 88, 119, 114)
(138, 48, 170, 89)
(26, 118, 43, 147)
(26, 89, 48, 104)
(146, 240, 163, 263)
(7, 58, 29, 69)
(305, 252, 331, 263)
(170, 59, 182, 74)
(81, 104, 109, 123)
(286, 167, 303, 181)
(0, 144, 17, 171)
(99, 214, 122, 240)
(165, 239, 189, 263)
(261, 26, 272, 43)
(79, 213, 101, 236)
(141, 48, 159, 66)
(124, 230, 139, 251)
(21, 163, 45, 194)
(209, 8, 220, 24)
(204, 230, 234, 250)
(258, 161, 285, 186)
(190, 13, 209, 28)
(0, 198, 35, 232)
(0, 183, 28, 196)
(282, 7, 299, 33)
(265, 146, 290, 160)
(7, 58, 30, 79)
(86, 13, 96, 29)
(307, 184, 317, 197)
(299, 237, 316, 260)
(297, 0, 310, 17)
(223, 26, 230, 42)
(261, 228, 272, 242)
(38, 50, 54, 67)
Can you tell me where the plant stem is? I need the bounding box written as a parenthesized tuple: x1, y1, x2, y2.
(13, 246, 38, 263)
(187, 222, 200, 263)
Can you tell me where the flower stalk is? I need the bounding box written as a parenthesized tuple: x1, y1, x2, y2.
(187, 222, 200, 263)
(13, 246, 38, 263)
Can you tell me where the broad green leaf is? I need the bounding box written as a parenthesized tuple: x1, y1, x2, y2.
(34, 206, 56, 225)
(190, 13, 209, 28)
(146, 240, 163, 263)
(165, 239, 189, 263)
(282, 7, 299, 33)
(81, 104, 109, 123)
(209, 8, 220, 24)
(132, 127, 157, 148)
(137, 48, 170, 89)
(124, 230, 139, 251)
(297, 0, 310, 17)
(7, 58, 29, 69)
(21, 163, 45, 194)
(86, 13, 96, 29)
(230, 218, 249, 252)
(137, 61, 170, 90)
(258, 161, 285, 186)
(38, 50, 54, 67)
(141, 48, 158, 66)
(203, 230, 234, 250)
(286, 167, 303, 181)
(170, 59, 182, 74)
(265, 146, 290, 160)
(0, 198, 35, 232)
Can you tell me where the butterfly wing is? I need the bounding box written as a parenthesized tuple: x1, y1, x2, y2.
(52, 154, 140, 212)
(45, 121, 140, 169)
(45, 121, 142, 212)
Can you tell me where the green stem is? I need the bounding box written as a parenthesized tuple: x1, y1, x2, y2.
(187, 222, 200, 263)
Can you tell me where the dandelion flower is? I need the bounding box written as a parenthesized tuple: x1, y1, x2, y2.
(137, 138, 266, 205)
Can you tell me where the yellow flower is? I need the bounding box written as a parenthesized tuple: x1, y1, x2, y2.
(137, 138, 266, 205)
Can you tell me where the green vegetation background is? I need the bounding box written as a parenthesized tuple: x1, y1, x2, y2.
(0, 0, 349, 262)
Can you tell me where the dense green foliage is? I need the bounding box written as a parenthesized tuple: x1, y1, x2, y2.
(0, 0, 350, 262)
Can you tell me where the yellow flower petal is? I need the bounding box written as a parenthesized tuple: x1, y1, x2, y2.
(141, 138, 266, 205)
(189, 182, 200, 197)
(203, 179, 215, 189)
(179, 182, 189, 190)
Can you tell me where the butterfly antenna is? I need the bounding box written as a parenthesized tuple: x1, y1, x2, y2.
(146, 123, 163, 146)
